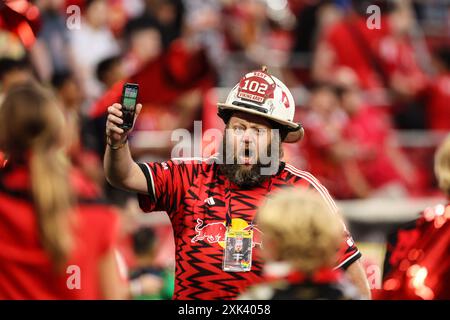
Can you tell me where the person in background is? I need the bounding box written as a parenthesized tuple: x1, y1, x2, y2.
(239, 188, 362, 300)
(377, 0, 428, 129)
(96, 55, 126, 91)
(30, 0, 75, 82)
(378, 134, 450, 300)
(426, 46, 450, 131)
(312, 0, 427, 121)
(0, 57, 35, 100)
(89, 16, 214, 165)
(300, 82, 354, 199)
(0, 57, 39, 168)
(69, 0, 120, 100)
(334, 67, 420, 198)
(129, 226, 174, 300)
(122, 16, 163, 76)
(312, 0, 389, 94)
(0, 83, 125, 299)
(51, 71, 104, 193)
(138, 0, 184, 50)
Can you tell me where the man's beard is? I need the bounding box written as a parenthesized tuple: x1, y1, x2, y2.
(219, 161, 269, 188)
(218, 136, 282, 188)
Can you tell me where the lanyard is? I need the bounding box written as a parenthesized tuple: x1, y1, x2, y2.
(225, 180, 233, 227)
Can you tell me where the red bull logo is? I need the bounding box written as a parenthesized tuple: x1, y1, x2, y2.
(191, 218, 227, 244)
(191, 218, 263, 248)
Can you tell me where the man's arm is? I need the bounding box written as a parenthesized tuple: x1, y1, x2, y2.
(104, 103, 148, 193)
(346, 259, 371, 299)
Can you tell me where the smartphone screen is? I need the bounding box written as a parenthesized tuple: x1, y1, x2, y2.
(120, 83, 139, 130)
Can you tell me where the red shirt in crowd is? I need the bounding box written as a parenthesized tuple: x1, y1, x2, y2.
(321, 16, 388, 90)
(300, 110, 352, 198)
(137, 157, 361, 300)
(0, 163, 120, 299)
(427, 73, 450, 130)
(341, 106, 406, 190)
(89, 40, 214, 119)
(322, 15, 426, 96)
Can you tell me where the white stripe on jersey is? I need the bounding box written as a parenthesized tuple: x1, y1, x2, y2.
(143, 162, 156, 197)
(284, 164, 338, 213)
(334, 250, 361, 270)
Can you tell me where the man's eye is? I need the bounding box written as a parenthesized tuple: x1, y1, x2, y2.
(256, 128, 267, 135)
(234, 127, 245, 134)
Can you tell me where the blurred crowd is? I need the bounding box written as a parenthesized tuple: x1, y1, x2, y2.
(0, 0, 449, 299)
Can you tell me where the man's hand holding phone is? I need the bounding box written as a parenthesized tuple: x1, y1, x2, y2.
(106, 103, 142, 147)
(104, 83, 147, 194)
(106, 103, 142, 149)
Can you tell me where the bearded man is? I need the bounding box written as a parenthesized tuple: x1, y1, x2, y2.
(104, 68, 370, 300)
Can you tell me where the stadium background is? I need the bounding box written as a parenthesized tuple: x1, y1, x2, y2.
(0, 0, 449, 298)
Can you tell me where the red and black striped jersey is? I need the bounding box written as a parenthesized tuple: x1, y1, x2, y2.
(138, 158, 361, 300)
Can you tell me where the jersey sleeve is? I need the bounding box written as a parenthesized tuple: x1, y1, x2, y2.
(290, 167, 362, 270)
(136, 159, 196, 220)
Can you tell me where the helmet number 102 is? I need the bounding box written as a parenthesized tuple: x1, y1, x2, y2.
(242, 80, 268, 95)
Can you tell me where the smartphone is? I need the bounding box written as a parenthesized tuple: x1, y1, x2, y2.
(119, 83, 139, 131)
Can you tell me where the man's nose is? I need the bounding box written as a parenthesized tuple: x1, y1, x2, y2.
(242, 129, 256, 142)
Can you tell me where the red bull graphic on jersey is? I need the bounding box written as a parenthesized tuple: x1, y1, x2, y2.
(191, 219, 227, 244)
(191, 217, 263, 248)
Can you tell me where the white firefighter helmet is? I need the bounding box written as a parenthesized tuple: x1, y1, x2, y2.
(217, 67, 304, 143)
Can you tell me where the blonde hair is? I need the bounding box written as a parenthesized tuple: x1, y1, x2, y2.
(0, 83, 74, 269)
(435, 134, 450, 196)
(257, 188, 344, 274)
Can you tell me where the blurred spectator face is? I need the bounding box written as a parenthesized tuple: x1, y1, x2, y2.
(189, 7, 221, 32)
(96, 56, 125, 89)
(145, 0, 179, 26)
(130, 27, 162, 63)
(308, 86, 339, 117)
(104, 61, 124, 88)
(86, 0, 109, 29)
(59, 77, 84, 111)
(52, 71, 85, 111)
(317, 2, 342, 31)
(1, 69, 33, 93)
(157, 2, 177, 26)
(334, 68, 362, 115)
(388, 6, 414, 37)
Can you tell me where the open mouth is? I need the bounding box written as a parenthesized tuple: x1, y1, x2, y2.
(238, 148, 255, 165)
